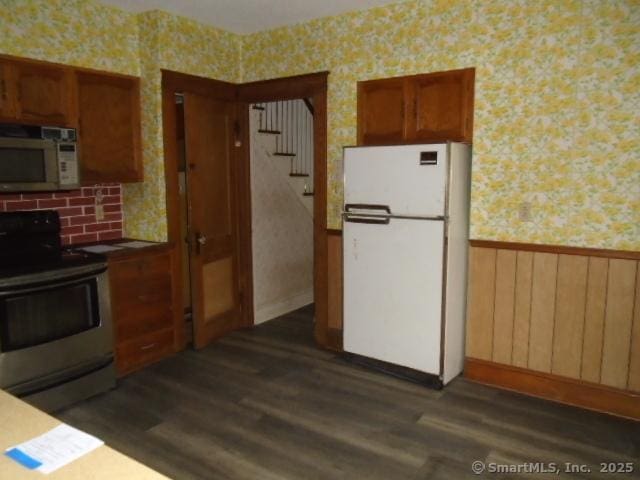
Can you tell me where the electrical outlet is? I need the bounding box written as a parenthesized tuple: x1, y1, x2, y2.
(95, 204, 105, 221)
(519, 201, 532, 222)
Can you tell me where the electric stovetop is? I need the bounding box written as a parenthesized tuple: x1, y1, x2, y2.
(0, 249, 107, 279)
(0, 210, 107, 280)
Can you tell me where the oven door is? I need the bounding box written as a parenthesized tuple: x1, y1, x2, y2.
(0, 137, 59, 192)
(0, 264, 113, 395)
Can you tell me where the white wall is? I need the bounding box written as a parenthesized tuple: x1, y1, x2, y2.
(250, 107, 314, 324)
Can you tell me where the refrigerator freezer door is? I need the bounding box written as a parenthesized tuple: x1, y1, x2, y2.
(343, 217, 444, 374)
(344, 144, 448, 217)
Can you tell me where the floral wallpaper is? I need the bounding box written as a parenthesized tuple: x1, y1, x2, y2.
(1, 0, 638, 250)
(0, 1, 241, 242)
(123, 11, 241, 240)
(0, 0, 139, 75)
(243, 0, 640, 250)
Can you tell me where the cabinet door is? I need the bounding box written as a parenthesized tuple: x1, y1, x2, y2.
(0, 62, 15, 119)
(357, 77, 408, 145)
(12, 62, 75, 126)
(408, 68, 474, 143)
(77, 72, 143, 183)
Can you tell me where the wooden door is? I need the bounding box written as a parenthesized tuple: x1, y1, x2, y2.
(184, 92, 241, 349)
(407, 68, 475, 143)
(77, 72, 142, 183)
(12, 61, 74, 126)
(357, 77, 407, 145)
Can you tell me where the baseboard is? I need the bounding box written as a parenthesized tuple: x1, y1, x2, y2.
(465, 358, 640, 421)
(254, 289, 314, 324)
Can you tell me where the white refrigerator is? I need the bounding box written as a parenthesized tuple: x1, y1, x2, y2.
(342, 142, 471, 387)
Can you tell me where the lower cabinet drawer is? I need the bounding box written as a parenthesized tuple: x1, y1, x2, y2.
(110, 274, 172, 310)
(115, 328, 174, 375)
(110, 253, 171, 284)
(114, 306, 173, 342)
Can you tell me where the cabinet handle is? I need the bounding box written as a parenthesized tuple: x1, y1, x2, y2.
(1, 78, 6, 101)
(140, 343, 157, 351)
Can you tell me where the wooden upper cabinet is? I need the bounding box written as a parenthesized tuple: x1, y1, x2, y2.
(77, 72, 143, 183)
(0, 63, 13, 118)
(14, 63, 75, 126)
(408, 69, 474, 142)
(357, 68, 475, 146)
(0, 55, 143, 184)
(0, 58, 75, 126)
(357, 78, 407, 145)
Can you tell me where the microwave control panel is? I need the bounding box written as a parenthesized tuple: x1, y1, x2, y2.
(42, 127, 77, 142)
(57, 143, 80, 187)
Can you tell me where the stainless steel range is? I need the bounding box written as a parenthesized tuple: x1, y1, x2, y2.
(0, 210, 115, 411)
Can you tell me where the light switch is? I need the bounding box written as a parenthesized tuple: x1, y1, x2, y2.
(519, 202, 532, 222)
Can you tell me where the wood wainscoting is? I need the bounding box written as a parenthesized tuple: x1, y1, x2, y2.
(466, 239, 640, 419)
(326, 229, 343, 350)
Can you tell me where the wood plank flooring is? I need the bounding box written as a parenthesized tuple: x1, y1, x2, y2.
(57, 305, 640, 479)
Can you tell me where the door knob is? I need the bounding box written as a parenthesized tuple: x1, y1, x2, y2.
(195, 232, 207, 254)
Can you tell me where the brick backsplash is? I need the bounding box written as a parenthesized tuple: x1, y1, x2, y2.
(0, 185, 123, 245)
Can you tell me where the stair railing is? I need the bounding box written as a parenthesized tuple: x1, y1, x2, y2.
(253, 99, 314, 197)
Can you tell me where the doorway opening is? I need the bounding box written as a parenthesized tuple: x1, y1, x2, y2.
(162, 70, 331, 352)
(249, 99, 315, 325)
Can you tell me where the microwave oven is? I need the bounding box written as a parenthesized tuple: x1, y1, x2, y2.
(0, 124, 80, 192)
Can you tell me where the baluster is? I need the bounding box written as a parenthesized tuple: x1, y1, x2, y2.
(289, 101, 294, 173)
(295, 100, 299, 174)
(288, 100, 292, 158)
(289, 100, 294, 172)
(257, 104, 262, 131)
(269, 102, 273, 131)
(309, 103, 312, 189)
(305, 103, 309, 189)
(292, 101, 296, 170)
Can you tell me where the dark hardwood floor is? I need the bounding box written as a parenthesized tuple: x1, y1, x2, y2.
(57, 305, 640, 479)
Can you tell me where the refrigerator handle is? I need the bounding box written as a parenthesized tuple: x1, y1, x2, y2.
(344, 214, 390, 225)
(344, 203, 391, 214)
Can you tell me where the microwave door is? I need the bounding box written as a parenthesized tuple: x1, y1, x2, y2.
(0, 137, 59, 192)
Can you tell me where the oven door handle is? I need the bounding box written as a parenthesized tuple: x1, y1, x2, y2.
(0, 265, 107, 295)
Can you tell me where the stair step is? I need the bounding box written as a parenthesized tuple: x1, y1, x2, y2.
(303, 192, 315, 196)
(252, 105, 265, 111)
(290, 173, 309, 177)
(258, 129, 281, 134)
(273, 152, 296, 157)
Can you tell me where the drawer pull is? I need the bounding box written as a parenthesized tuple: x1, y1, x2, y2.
(140, 343, 157, 351)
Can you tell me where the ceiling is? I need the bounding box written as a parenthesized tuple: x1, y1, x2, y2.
(100, 0, 403, 34)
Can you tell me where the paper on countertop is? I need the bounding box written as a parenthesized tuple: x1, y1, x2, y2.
(114, 241, 156, 249)
(4, 424, 104, 474)
(79, 245, 124, 253)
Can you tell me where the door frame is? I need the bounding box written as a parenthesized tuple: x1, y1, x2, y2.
(162, 70, 332, 349)
(237, 72, 330, 347)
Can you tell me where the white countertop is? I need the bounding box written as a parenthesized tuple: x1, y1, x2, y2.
(0, 390, 170, 479)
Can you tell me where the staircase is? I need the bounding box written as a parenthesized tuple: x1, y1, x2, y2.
(251, 99, 314, 215)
